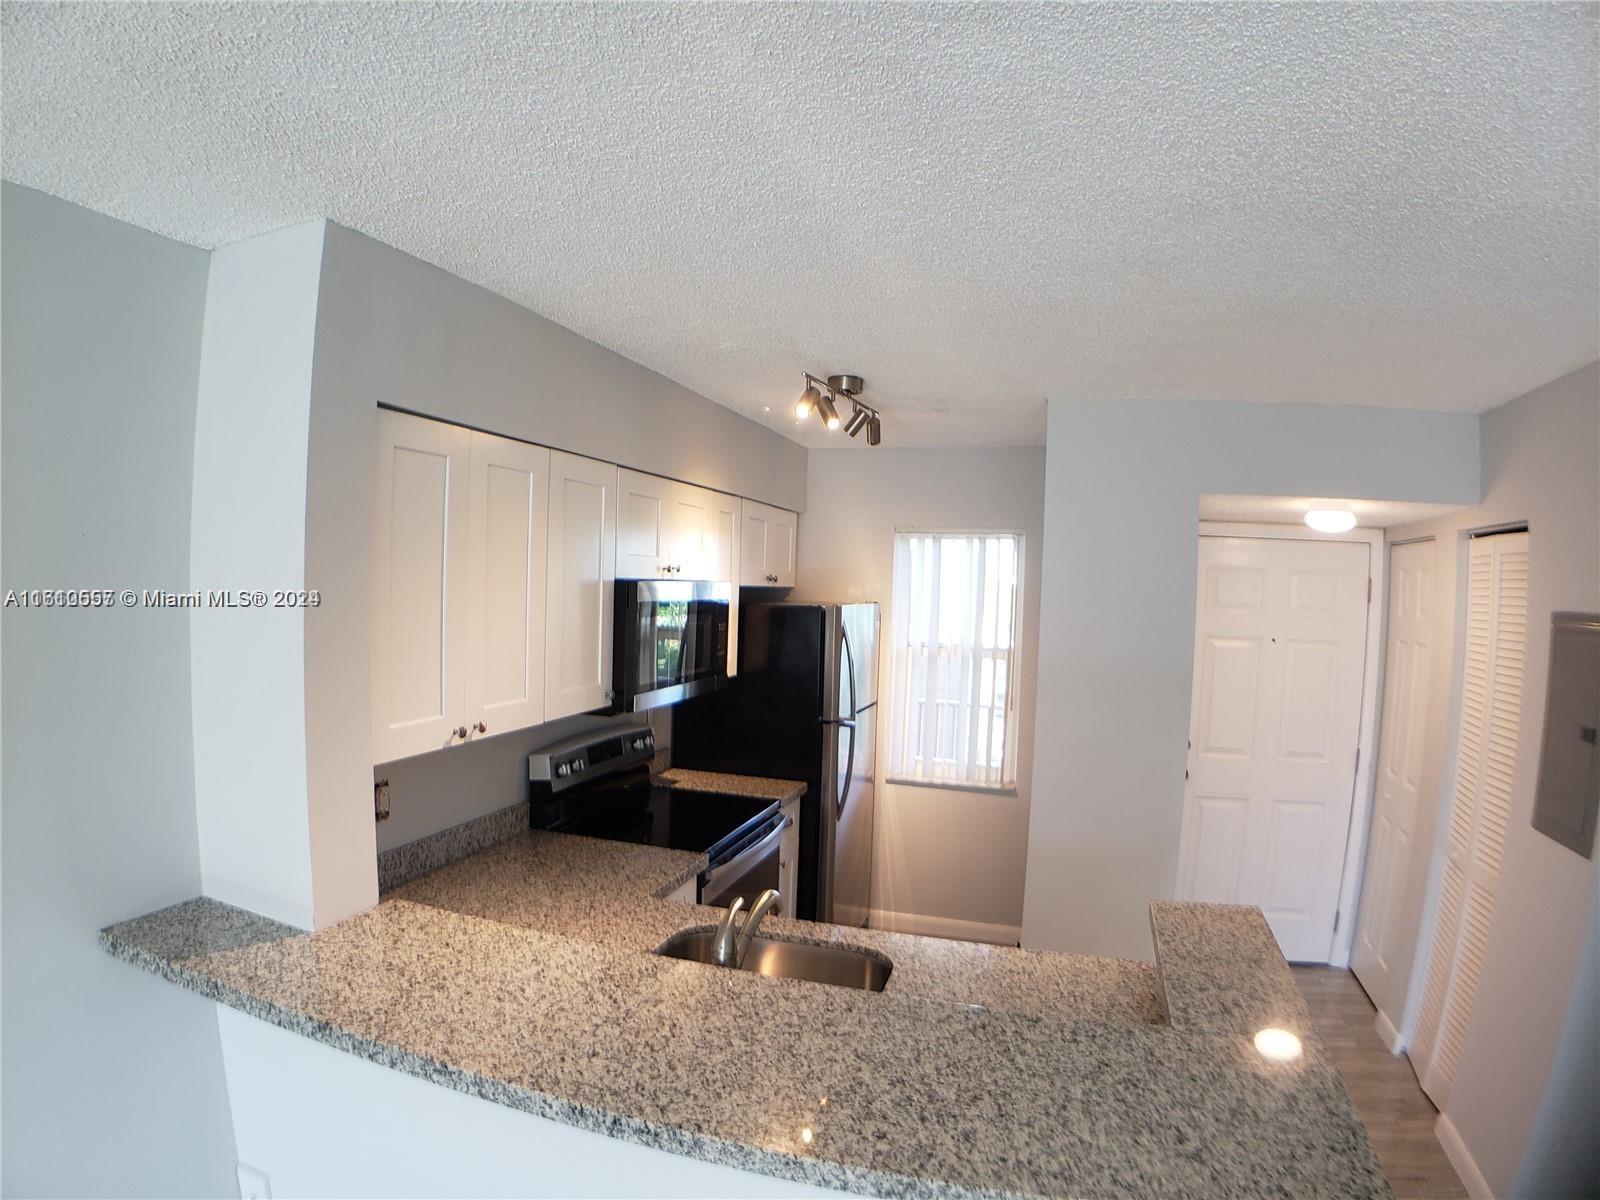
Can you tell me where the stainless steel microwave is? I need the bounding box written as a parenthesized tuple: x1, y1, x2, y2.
(613, 579, 732, 712)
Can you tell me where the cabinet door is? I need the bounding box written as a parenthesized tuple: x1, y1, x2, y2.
(373, 409, 471, 763)
(705, 492, 741, 674)
(740, 499, 798, 587)
(466, 431, 550, 740)
(546, 451, 618, 719)
(766, 506, 797, 587)
(667, 482, 710, 578)
(617, 468, 670, 578)
(740, 501, 771, 586)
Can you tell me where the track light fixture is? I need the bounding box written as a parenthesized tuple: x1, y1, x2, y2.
(816, 389, 841, 431)
(796, 372, 883, 445)
(793, 382, 822, 421)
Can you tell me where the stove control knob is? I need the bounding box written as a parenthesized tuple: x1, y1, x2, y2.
(555, 763, 571, 778)
(575, 760, 586, 772)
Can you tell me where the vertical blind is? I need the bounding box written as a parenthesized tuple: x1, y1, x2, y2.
(1410, 530, 1529, 1108)
(888, 531, 1022, 789)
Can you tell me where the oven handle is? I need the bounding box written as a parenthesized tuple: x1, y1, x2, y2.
(703, 813, 789, 893)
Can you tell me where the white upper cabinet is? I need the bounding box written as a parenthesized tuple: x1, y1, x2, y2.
(545, 450, 618, 720)
(740, 499, 798, 587)
(616, 468, 671, 579)
(373, 409, 472, 763)
(616, 468, 740, 582)
(465, 430, 550, 740)
(374, 413, 557, 763)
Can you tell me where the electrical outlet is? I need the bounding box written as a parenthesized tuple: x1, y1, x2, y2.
(236, 1163, 271, 1199)
(374, 778, 391, 822)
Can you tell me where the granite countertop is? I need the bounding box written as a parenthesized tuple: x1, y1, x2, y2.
(102, 829, 1388, 1198)
(654, 767, 807, 806)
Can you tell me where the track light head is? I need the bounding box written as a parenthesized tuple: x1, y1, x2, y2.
(844, 405, 871, 437)
(794, 384, 821, 421)
(816, 389, 841, 431)
(865, 415, 881, 446)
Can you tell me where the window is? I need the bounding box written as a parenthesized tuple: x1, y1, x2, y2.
(887, 530, 1023, 790)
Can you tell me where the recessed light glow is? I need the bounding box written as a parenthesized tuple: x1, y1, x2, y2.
(800, 1126, 814, 1145)
(1253, 1027, 1303, 1062)
(1304, 509, 1357, 533)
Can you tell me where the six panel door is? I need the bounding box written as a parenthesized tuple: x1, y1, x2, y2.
(1178, 535, 1372, 962)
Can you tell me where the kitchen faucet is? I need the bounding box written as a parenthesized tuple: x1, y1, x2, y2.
(711, 889, 782, 967)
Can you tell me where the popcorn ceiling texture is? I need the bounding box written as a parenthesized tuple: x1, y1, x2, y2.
(3, 3, 1595, 448)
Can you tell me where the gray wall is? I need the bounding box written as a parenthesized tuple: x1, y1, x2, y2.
(315, 224, 808, 512)
(1022, 399, 1482, 959)
(1, 183, 238, 1196)
(1379, 362, 1599, 1196)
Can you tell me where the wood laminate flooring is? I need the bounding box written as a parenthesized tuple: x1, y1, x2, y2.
(1293, 966, 1468, 1200)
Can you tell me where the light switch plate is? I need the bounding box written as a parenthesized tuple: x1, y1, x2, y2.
(237, 1163, 271, 1200)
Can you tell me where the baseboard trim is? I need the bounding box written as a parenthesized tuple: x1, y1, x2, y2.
(1435, 1112, 1493, 1199)
(869, 908, 1021, 945)
(1374, 1007, 1405, 1056)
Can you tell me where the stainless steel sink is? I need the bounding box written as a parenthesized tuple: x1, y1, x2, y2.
(655, 928, 892, 991)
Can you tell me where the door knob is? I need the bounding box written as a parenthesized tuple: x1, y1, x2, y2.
(474, 721, 487, 734)
(453, 726, 468, 740)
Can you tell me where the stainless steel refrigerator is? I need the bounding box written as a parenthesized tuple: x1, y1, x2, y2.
(671, 601, 878, 925)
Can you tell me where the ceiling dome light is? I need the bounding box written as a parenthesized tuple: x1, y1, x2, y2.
(1253, 1027, 1304, 1062)
(794, 384, 821, 421)
(816, 390, 841, 431)
(1305, 509, 1357, 533)
(844, 405, 871, 437)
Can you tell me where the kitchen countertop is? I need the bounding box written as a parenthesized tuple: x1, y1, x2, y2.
(102, 830, 1388, 1199)
(654, 767, 807, 806)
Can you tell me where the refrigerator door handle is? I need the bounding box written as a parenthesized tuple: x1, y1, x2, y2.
(820, 717, 856, 728)
(839, 719, 856, 816)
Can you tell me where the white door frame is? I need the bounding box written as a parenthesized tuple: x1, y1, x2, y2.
(1193, 521, 1385, 967)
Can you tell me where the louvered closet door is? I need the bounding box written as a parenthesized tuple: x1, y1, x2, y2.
(1410, 531, 1529, 1108)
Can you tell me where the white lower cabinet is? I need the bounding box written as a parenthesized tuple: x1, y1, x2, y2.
(661, 877, 698, 906)
(544, 450, 618, 720)
(740, 499, 797, 587)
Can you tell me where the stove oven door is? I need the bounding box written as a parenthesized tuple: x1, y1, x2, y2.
(699, 813, 790, 913)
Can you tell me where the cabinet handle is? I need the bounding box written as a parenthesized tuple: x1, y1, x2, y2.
(474, 721, 487, 734)
(453, 726, 469, 740)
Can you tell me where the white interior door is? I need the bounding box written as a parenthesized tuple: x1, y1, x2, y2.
(544, 451, 617, 719)
(1179, 535, 1372, 962)
(1410, 531, 1529, 1108)
(372, 409, 471, 763)
(465, 431, 549, 740)
(1351, 539, 1436, 1019)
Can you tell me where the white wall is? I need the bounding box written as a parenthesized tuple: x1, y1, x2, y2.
(1379, 363, 1599, 1197)
(191, 219, 378, 932)
(0, 183, 239, 1196)
(217, 1007, 845, 1198)
(795, 448, 1045, 941)
(1023, 399, 1481, 959)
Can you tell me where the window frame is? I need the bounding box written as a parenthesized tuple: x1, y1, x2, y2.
(884, 525, 1026, 795)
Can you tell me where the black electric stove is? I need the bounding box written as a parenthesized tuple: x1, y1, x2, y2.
(528, 723, 786, 907)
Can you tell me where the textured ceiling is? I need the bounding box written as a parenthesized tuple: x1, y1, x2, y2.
(3, 3, 1596, 448)
(1198, 493, 1466, 529)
